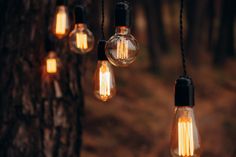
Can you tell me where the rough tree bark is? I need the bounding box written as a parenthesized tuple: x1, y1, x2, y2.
(0, 0, 84, 157)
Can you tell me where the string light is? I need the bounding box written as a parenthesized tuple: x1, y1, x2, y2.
(170, 0, 201, 156)
(93, 0, 116, 101)
(46, 51, 58, 74)
(94, 41, 116, 101)
(69, 6, 95, 54)
(51, 0, 70, 39)
(105, 1, 139, 67)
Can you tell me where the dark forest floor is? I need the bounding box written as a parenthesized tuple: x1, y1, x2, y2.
(80, 51, 236, 157)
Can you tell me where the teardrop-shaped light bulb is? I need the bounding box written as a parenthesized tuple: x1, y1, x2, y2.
(94, 40, 116, 101)
(51, 0, 70, 39)
(105, 2, 139, 67)
(170, 107, 201, 157)
(170, 77, 201, 157)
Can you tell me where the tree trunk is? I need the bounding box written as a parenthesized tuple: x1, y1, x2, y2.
(0, 0, 84, 157)
(214, 0, 235, 65)
(143, 0, 160, 74)
(207, 0, 215, 51)
(186, 0, 209, 65)
(155, 0, 169, 53)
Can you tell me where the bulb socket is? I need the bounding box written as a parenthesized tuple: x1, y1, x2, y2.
(56, 0, 67, 6)
(115, 2, 130, 27)
(97, 40, 108, 61)
(175, 76, 195, 107)
(74, 5, 86, 24)
(45, 37, 55, 52)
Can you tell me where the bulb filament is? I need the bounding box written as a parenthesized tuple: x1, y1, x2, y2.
(178, 117, 194, 156)
(76, 33, 88, 49)
(99, 64, 111, 101)
(46, 58, 57, 74)
(117, 38, 128, 59)
(55, 10, 66, 35)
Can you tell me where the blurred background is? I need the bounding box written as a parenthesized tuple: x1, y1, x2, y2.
(82, 0, 236, 157)
(0, 0, 235, 157)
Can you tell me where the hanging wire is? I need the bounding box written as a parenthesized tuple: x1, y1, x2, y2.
(179, 0, 187, 76)
(101, 0, 105, 39)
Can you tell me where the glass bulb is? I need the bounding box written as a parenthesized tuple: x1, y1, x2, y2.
(105, 26, 139, 67)
(69, 24, 94, 54)
(93, 61, 116, 101)
(51, 5, 70, 39)
(170, 107, 201, 157)
(46, 51, 58, 74)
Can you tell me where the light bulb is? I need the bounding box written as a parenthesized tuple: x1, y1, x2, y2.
(46, 51, 58, 74)
(51, 0, 70, 39)
(170, 77, 201, 157)
(69, 24, 94, 54)
(106, 26, 139, 67)
(105, 2, 139, 67)
(69, 6, 94, 54)
(94, 40, 116, 101)
(170, 107, 201, 157)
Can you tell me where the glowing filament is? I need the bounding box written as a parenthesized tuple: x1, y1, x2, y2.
(117, 38, 128, 59)
(55, 11, 66, 35)
(46, 58, 57, 74)
(76, 33, 88, 49)
(178, 117, 194, 156)
(99, 64, 111, 100)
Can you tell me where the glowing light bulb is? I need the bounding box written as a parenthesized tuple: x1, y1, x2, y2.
(94, 41, 116, 101)
(69, 6, 94, 54)
(105, 2, 139, 67)
(170, 77, 201, 157)
(46, 52, 58, 74)
(69, 24, 94, 54)
(170, 107, 201, 157)
(117, 37, 129, 59)
(51, 0, 70, 39)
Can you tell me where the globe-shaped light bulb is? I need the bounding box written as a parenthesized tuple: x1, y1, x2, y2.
(69, 24, 94, 54)
(105, 26, 139, 67)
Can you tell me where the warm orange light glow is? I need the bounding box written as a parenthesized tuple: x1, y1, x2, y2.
(76, 33, 88, 49)
(117, 38, 128, 59)
(178, 117, 194, 156)
(99, 63, 111, 101)
(55, 10, 67, 35)
(46, 58, 57, 74)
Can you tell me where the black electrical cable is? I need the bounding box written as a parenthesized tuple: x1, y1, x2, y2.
(179, 0, 187, 76)
(101, 0, 105, 39)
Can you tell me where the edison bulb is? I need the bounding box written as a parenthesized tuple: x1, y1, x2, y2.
(51, 5, 70, 39)
(105, 26, 139, 67)
(69, 24, 94, 54)
(46, 52, 58, 74)
(170, 107, 201, 157)
(94, 61, 116, 101)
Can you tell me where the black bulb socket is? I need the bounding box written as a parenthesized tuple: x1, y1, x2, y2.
(56, 0, 67, 6)
(97, 40, 108, 61)
(74, 5, 86, 24)
(175, 76, 195, 107)
(45, 37, 55, 52)
(115, 2, 130, 27)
